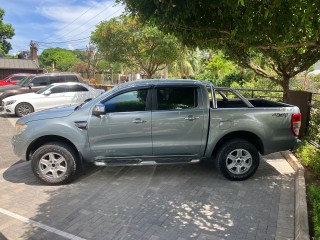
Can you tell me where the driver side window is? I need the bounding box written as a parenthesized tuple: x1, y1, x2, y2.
(102, 89, 148, 113)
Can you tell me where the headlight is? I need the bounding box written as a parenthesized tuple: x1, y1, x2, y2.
(0, 92, 3, 96)
(6, 100, 16, 106)
(15, 123, 27, 134)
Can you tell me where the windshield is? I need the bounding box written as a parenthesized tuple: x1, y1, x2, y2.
(18, 76, 35, 86)
(2, 75, 11, 81)
(36, 84, 53, 94)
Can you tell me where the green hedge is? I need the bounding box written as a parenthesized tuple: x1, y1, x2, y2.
(309, 184, 320, 239)
(295, 142, 320, 176)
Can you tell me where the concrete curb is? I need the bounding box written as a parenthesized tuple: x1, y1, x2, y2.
(281, 150, 310, 240)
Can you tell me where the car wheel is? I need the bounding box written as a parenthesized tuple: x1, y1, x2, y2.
(15, 102, 34, 117)
(216, 138, 260, 181)
(31, 142, 78, 185)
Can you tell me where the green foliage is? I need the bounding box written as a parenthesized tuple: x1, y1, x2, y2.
(169, 48, 201, 79)
(308, 184, 320, 239)
(39, 48, 82, 72)
(296, 142, 320, 176)
(195, 51, 238, 86)
(121, 0, 320, 49)
(121, 0, 320, 102)
(0, 9, 14, 54)
(91, 16, 181, 78)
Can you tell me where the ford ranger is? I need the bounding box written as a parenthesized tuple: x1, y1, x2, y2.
(12, 79, 301, 185)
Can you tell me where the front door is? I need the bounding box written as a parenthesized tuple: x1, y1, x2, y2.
(88, 88, 152, 160)
(152, 86, 206, 156)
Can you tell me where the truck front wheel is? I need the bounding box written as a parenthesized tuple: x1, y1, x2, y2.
(216, 139, 259, 181)
(31, 142, 77, 185)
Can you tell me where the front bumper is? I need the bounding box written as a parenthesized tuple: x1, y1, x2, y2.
(12, 135, 28, 161)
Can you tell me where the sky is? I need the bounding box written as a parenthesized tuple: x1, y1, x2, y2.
(0, 0, 125, 55)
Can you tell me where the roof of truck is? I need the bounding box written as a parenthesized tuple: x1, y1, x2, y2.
(117, 79, 210, 89)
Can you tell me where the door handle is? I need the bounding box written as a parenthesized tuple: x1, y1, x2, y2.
(184, 115, 199, 121)
(132, 118, 147, 124)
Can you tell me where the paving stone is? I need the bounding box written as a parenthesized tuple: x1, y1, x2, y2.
(0, 116, 296, 240)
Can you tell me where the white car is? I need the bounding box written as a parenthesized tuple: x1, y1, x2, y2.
(2, 82, 104, 117)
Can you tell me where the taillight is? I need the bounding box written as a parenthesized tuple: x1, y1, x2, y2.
(291, 113, 301, 137)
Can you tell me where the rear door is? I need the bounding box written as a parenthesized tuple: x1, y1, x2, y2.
(152, 86, 206, 156)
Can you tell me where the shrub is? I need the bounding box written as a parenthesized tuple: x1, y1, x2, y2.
(309, 184, 320, 239)
(295, 142, 320, 176)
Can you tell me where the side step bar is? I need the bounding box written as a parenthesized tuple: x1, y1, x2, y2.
(94, 159, 200, 167)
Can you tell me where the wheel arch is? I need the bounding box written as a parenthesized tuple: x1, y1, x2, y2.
(211, 131, 264, 157)
(26, 135, 80, 162)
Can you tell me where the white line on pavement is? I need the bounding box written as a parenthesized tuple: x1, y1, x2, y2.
(0, 207, 86, 240)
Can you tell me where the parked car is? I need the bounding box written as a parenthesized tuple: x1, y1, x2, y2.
(0, 72, 84, 107)
(0, 73, 33, 86)
(12, 79, 301, 185)
(2, 82, 104, 117)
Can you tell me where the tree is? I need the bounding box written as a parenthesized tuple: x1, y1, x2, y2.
(0, 9, 14, 54)
(223, 44, 320, 101)
(91, 16, 181, 78)
(169, 48, 201, 79)
(121, 0, 320, 49)
(39, 48, 82, 72)
(120, 0, 320, 101)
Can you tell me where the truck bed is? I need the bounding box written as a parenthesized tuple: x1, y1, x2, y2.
(216, 98, 291, 108)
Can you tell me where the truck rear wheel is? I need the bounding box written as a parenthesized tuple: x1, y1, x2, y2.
(216, 138, 259, 180)
(31, 142, 77, 185)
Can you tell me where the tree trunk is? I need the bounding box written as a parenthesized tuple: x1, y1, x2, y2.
(109, 63, 113, 84)
(281, 77, 290, 103)
(164, 65, 168, 78)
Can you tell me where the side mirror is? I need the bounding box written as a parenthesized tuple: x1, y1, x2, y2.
(93, 103, 105, 116)
(43, 90, 51, 96)
(28, 83, 34, 88)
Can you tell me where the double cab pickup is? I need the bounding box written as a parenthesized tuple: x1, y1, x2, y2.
(12, 79, 301, 184)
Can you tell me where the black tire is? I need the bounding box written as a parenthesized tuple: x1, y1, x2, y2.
(15, 102, 34, 117)
(216, 138, 260, 181)
(31, 142, 78, 185)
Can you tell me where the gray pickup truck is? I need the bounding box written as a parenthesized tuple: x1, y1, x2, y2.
(12, 79, 301, 185)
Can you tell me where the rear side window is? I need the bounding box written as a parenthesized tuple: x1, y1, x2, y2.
(156, 87, 198, 110)
(50, 85, 67, 94)
(32, 77, 48, 86)
(11, 76, 26, 81)
(68, 85, 88, 92)
(65, 75, 78, 82)
(49, 76, 65, 84)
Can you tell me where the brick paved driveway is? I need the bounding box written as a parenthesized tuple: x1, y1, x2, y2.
(0, 115, 295, 240)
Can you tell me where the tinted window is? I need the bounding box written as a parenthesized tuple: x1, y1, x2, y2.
(11, 76, 26, 81)
(50, 85, 67, 94)
(103, 89, 148, 113)
(68, 85, 88, 92)
(49, 76, 65, 84)
(65, 75, 78, 82)
(32, 77, 48, 86)
(156, 87, 198, 110)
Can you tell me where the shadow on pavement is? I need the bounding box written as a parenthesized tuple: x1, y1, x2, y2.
(0, 157, 294, 240)
(2, 161, 100, 186)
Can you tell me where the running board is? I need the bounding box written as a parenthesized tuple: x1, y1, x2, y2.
(94, 159, 200, 167)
